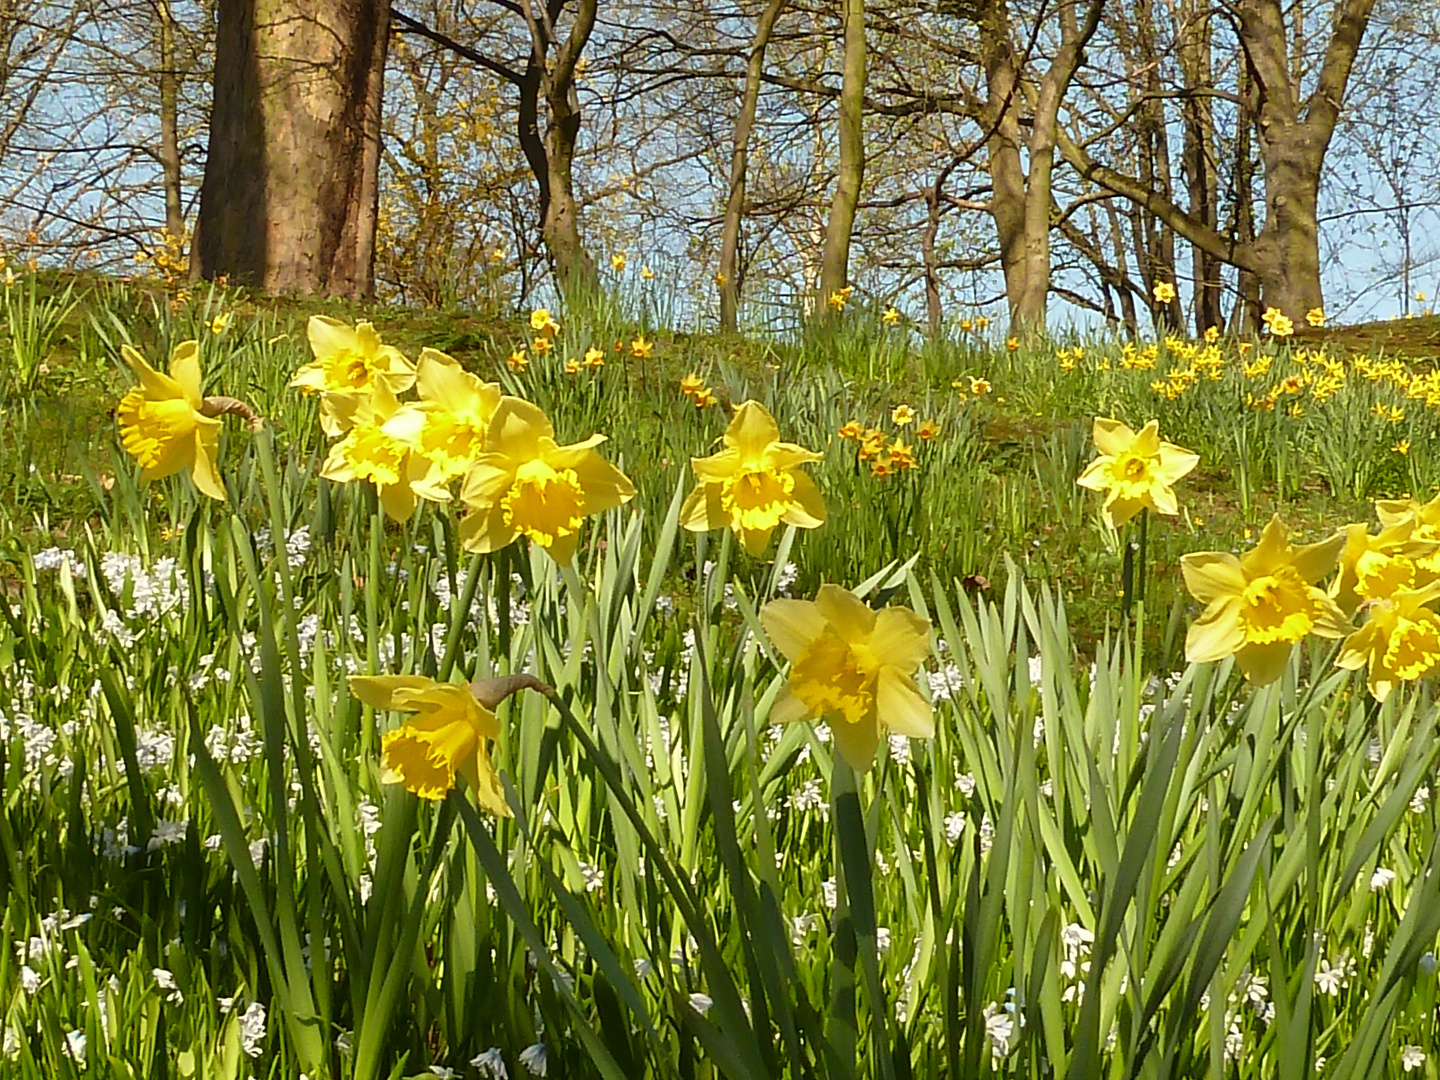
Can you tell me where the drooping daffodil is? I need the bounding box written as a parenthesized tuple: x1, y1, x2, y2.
(117, 340, 259, 501)
(760, 584, 933, 771)
(289, 316, 416, 436)
(1181, 515, 1349, 685)
(681, 400, 826, 556)
(1077, 417, 1199, 528)
(350, 673, 540, 814)
(458, 397, 635, 563)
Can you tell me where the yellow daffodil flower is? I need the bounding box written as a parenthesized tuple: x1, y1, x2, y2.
(508, 348, 528, 370)
(641, 266, 655, 280)
(1153, 281, 1176, 304)
(917, 418, 941, 441)
(459, 397, 636, 563)
(680, 400, 825, 556)
(630, 336, 654, 359)
(611, 253, 627, 272)
(870, 457, 893, 479)
(1006, 336, 1020, 351)
(209, 313, 231, 335)
(1336, 582, 1440, 701)
(320, 382, 435, 521)
(1181, 516, 1349, 685)
(882, 306, 900, 325)
(693, 387, 717, 408)
(891, 404, 915, 426)
(959, 318, 973, 332)
(1307, 307, 1326, 327)
(583, 346, 606, 368)
(564, 357, 580, 374)
(350, 675, 508, 813)
(837, 420, 864, 440)
(289, 317, 416, 437)
(1076, 418, 1199, 527)
(1204, 326, 1220, 342)
(390, 349, 502, 500)
(530, 308, 560, 337)
(680, 373, 707, 398)
(532, 336, 553, 355)
(1330, 518, 1439, 616)
(760, 585, 933, 771)
(117, 341, 227, 500)
(969, 376, 991, 396)
(976, 316, 991, 330)
(888, 439, 917, 470)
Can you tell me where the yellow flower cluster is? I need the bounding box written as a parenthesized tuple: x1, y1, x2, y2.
(1182, 495, 1440, 699)
(837, 404, 939, 480)
(291, 317, 635, 561)
(680, 372, 717, 409)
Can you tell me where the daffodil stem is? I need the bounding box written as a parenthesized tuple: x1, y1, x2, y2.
(496, 546, 512, 665)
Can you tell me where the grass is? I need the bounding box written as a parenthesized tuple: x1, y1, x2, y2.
(1, 270, 1439, 1078)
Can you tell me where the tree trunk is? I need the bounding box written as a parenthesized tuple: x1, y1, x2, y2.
(981, 25, 1030, 327)
(198, 0, 389, 299)
(534, 0, 599, 299)
(157, 0, 184, 242)
(719, 0, 786, 332)
(817, 0, 865, 309)
(1177, 0, 1222, 333)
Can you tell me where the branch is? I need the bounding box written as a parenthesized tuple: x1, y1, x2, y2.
(390, 9, 525, 86)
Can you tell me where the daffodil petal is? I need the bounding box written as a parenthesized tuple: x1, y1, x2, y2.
(350, 675, 437, 710)
(1235, 640, 1294, 685)
(169, 341, 205, 408)
(781, 471, 827, 529)
(1091, 418, 1135, 457)
(1185, 597, 1246, 663)
(760, 599, 827, 661)
(831, 713, 881, 772)
(877, 667, 933, 738)
(813, 584, 877, 641)
(870, 608, 932, 673)
(1181, 552, 1246, 604)
(726, 401, 782, 459)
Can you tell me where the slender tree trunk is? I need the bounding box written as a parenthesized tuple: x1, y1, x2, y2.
(198, 0, 390, 299)
(982, 23, 1029, 326)
(719, 0, 786, 332)
(534, 0, 599, 299)
(1178, 0, 1221, 333)
(156, 0, 184, 242)
(817, 0, 865, 309)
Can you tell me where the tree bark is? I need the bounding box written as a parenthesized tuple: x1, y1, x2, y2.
(198, 0, 389, 299)
(719, 0, 787, 333)
(817, 0, 865, 309)
(156, 0, 184, 243)
(1177, 0, 1222, 333)
(527, 0, 599, 299)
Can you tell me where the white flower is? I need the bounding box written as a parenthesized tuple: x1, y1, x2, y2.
(790, 779, 826, 814)
(578, 862, 604, 893)
(1314, 958, 1347, 996)
(633, 958, 653, 978)
(956, 772, 976, 797)
(471, 1048, 508, 1078)
(429, 1067, 457, 1079)
(1370, 866, 1396, 891)
(19, 965, 39, 994)
(982, 1003, 1014, 1059)
(63, 1030, 85, 1066)
(943, 812, 966, 845)
(519, 1042, 547, 1076)
(1402, 1045, 1426, 1072)
(1027, 655, 1044, 687)
(876, 927, 892, 955)
(239, 1000, 267, 1057)
(822, 878, 837, 910)
(689, 992, 714, 1015)
(887, 734, 912, 766)
(153, 967, 184, 1003)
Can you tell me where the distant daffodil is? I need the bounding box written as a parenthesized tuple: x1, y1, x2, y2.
(1181, 515, 1349, 685)
(117, 340, 260, 501)
(681, 400, 825, 556)
(760, 585, 933, 771)
(1077, 418, 1198, 527)
(459, 397, 635, 563)
(289, 317, 416, 436)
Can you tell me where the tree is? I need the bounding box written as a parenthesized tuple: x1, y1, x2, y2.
(816, 0, 864, 309)
(197, 0, 391, 299)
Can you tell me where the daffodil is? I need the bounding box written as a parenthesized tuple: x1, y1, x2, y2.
(891, 404, 915, 426)
(583, 346, 605, 368)
(289, 317, 416, 436)
(1375, 493, 1440, 572)
(837, 420, 864, 440)
(530, 309, 560, 337)
(1307, 307, 1326, 327)
(209, 313, 231, 335)
(320, 382, 435, 521)
(917, 418, 941, 441)
(1336, 582, 1440, 700)
(1006, 336, 1020, 352)
(507, 348, 528, 370)
(459, 397, 635, 563)
(641, 266, 655, 280)
(1181, 516, 1349, 684)
(393, 349, 502, 500)
(611, 253, 627, 272)
(1330, 518, 1438, 616)
(117, 341, 228, 500)
(630, 336, 654, 359)
(882, 306, 900, 325)
(968, 376, 991, 396)
(1153, 281, 1176, 304)
(350, 675, 509, 813)
(680, 373, 707, 398)
(694, 388, 717, 409)
(680, 400, 825, 556)
(1076, 418, 1199, 527)
(760, 585, 933, 771)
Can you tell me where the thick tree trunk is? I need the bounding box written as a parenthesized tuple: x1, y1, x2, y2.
(982, 32, 1030, 326)
(157, 0, 184, 243)
(719, 0, 786, 332)
(1251, 131, 1325, 316)
(817, 0, 865, 308)
(198, 0, 389, 299)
